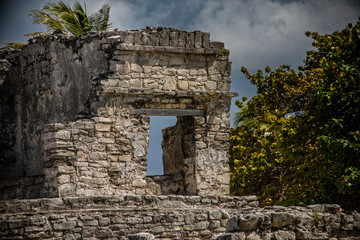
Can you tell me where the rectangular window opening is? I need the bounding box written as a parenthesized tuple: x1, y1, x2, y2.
(146, 116, 177, 176)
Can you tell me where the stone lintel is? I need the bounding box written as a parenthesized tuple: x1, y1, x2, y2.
(135, 108, 203, 116)
(102, 90, 238, 98)
(116, 44, 221, 55)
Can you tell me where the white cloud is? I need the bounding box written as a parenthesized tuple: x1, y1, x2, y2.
(189, 0, 359, 72)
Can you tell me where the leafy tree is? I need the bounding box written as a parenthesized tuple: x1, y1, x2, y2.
(230, 19, 360, 210)
(29, 0, 111, 36)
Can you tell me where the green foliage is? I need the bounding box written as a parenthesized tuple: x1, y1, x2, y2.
(28, 1, 111, 36)
(230, 19, 360, 210)
(220, 48, 230, 56)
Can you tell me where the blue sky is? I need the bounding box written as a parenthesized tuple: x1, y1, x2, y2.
(1, 0, 359, 175)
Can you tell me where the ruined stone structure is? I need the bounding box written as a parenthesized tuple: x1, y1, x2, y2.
(0, 27, 233, 199)
(1, 28, 359, 239)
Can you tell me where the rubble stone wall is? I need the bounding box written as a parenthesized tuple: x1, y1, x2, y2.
(0, 28, 235, 199)
(217, 204, 360, 240)
(0, 195, 258, 240)
(1, 197, 359, 240)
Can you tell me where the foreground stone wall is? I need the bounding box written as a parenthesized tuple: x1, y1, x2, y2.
(218, 205, 360, 240)
(0, 195, 258, 240)
(0, 27, 235, 199)
(1, 197, 359, 240)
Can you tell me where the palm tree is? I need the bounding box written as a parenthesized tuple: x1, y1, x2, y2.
(28, 1, 111, 36)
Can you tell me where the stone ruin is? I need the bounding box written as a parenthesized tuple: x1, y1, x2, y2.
(0, 27, 234, 199)
(0, 28, 359, 239)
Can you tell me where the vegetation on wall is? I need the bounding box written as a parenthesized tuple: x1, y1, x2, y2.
(229, 19, 360, 210)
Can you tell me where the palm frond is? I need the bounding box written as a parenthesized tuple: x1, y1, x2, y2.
(72, 1, 90, 33)
(29, 9, 65, 32)
(1, 42, 26, 50)
(29, 1, 111, 36)
(89, 3, 111, 31)
(23, 32, 50, 37)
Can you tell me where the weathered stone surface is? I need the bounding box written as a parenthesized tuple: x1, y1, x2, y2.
(272, 212, 295, 228)
(219, 205, 360, 240)
(1, 27, 234, 199)
(127, 233, 155, 240)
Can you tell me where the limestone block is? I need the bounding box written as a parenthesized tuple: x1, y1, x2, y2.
(295, 230, 329, 240)
(273, 230, 296, 240)
(135, 188, 146, 195)
(56, 166, 75, 174)
(95, 124, 111, 132)
(110, 61, 131, 74)
(205, 81, 217, 90)
(194, 221, 209, 231)
(95, 229, 112, 238)
(159, 29, 170, 46)
(150, 34, 159, 46)
(131, 63, 143, 73)
(124, 33, 134, 44)
(170, 31, 179, 47)
(194, 31, 203, 48)
(163, 76, 177, 90)
(153, 226, 165, 234)
(141, 33, 151, 45)
(178, 80, 189, 90)
(144, 79, 159, 89)
(271, 213, 295, 228)
(73, 120, 95, 129)
(117, 79, 130, 88)
(58, 183, 74, 196)
(129, 78, 143, 88)
(133, 179, 147, 188)
(93, 178, 107, 185)
(119, 155, 132, 162)
(159, 200, 189, 209)
(203, 32, 210, 48)
(99, 137, 115, 144)
(102, 79, 118, 87)
(186, 32, 194, 47)
(128, 233, 155, 240)
(79, 176, 93, 184)
(169, 57, 184, 66)
(217, 173, 230, 185)
(165, 68, 177, 75)
(58, 175, 70, 184)
(52, 220, 77, 231)
(44, 141, 72, 151)
(246, 232, 261, 240)
(209, 210, 223, 220)
(89, 152, 107, 160)
(44, 130, 71, 140)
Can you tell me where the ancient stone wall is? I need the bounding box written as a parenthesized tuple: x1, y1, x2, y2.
(217, 205, 360, 240)
(1, 197, 359, 240)
(0, 27, 235, 199)
(0, 195, 258, 239)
